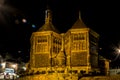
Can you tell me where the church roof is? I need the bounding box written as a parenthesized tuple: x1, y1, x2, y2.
(37, 23, 59, 33)
(71, 11, 87, 29)
(71, 19, 87, 29)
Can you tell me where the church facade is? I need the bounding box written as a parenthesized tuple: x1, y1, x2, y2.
(28, 8, 100, 75)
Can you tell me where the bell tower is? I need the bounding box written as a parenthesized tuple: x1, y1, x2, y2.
(29, 7, 62, 73)
(64, 11, 99, 74)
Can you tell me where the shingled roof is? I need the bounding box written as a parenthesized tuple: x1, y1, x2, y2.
(38, 23, 59, 33)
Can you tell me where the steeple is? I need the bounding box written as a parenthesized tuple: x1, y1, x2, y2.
(79, 11, 82, 20)
(37, 6, 59, 33)
(71, 11, 87, 29)
(45, 6, 52, 24)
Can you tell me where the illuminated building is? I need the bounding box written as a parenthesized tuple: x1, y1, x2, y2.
(27, 7, 100, 75)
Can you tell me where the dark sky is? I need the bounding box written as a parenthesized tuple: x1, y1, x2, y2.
(0, 0, 120, 64)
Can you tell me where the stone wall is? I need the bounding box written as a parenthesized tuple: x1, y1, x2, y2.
(18, 73, 77, 80)
(80, 75, 120, 80)
(18, 74, 120, 80)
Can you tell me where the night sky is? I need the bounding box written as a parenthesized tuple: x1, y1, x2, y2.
(0, 0, 120, 65)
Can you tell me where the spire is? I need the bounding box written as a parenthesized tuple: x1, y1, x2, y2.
(37, 6, 60, 33)
(45, 6, 52, 24)
(79, 11, 81, 20)
(71, 10, 87, 29)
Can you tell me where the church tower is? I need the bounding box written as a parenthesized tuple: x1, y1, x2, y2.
(64, 11, 99, 74)
(29, 7, 62, 73)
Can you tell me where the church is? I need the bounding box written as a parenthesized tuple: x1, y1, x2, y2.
(28, 7, 100, 75)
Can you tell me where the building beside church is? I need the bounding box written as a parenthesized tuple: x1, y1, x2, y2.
(27, 7, 100, 75)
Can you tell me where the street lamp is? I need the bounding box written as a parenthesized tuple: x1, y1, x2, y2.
(111, 45, 120, 62)
(117, 48, 120, 53)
